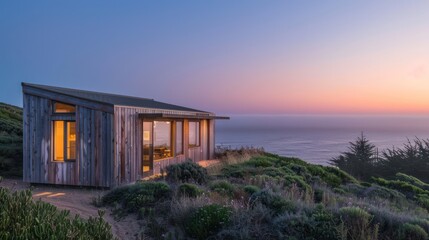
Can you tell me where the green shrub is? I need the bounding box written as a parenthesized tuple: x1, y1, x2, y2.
(185, 204, 232, 239)
(0, 187, 114, 239)
(262, 166, 287, 177)
(416, 194, 429, 211)
(307, 165, 357, 187)
(338, 207, 378, 240)
(178, 183, 202, 198)
(165, 161, 208, 184)
(310, 205, 340, 240)
(0, 103, 23, 177)
(396, 173, 429, 191)
(221, 165, 247, 178)
(314, 189, 324, 203)
(289, 163, 311, 178)
(398, 223, 428, 240)
(274, 205, 339, 240)
(244, 185, 260, 195)
(251, 190, 295, 215)
(210, 180, 235, 197)
(372, 177, 429, 198)
(245, 156, 276, 167)
(283, 173, 311, 192)
(102, 181, 171, 212)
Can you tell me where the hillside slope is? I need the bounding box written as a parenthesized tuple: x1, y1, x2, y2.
(0, 102, 22, 177)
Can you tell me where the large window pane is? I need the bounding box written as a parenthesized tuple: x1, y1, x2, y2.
(143, 121, 153, 172)
(153, 121, 171, 160)
(67, 122, 76, 160)
(176, 121, 183, 155)
(53, 120, 76, 161)
(189, 121, 200, 147)
(53, 121, 64, 161)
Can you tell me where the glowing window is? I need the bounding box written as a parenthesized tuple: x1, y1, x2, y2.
(189, 121, 200, 147)
(54, 102, 75, 113)
(53, 121, 76, 161)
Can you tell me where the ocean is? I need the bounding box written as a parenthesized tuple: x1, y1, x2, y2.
(215, 114, 429, 165)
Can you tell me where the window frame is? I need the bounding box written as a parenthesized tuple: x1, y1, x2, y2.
(175, 121, 184, 156)
(188, 120, 201, 148)
(53, 101, 76, 114)
(51, 101, 77, 162)
(153, 120, 173, 161)
(52, 120, 76, 162)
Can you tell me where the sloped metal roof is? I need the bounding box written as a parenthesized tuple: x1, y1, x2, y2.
(22, 83, 209, 113)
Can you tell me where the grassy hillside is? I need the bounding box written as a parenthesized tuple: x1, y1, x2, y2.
(0, 102, 22, 177)
(99, 149, 429, 240)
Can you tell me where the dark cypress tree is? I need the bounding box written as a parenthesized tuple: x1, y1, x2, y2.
(330, 133, 378, 181)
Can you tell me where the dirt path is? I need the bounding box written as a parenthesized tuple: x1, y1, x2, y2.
(0, 179, 141, 240)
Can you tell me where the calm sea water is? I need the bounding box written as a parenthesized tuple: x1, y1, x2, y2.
(215, 115, 429, 165)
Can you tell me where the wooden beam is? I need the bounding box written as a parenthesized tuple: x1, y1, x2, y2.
(138, 113, 229, 120)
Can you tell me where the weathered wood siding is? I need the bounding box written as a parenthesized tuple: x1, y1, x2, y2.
(23, 93, 114, 187)
(113, 106, 215, 186)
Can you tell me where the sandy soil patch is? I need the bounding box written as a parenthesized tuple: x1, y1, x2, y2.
(198, 159, 221, 168)
(0, 178, 142, 240)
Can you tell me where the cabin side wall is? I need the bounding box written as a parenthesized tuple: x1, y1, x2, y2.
(113, 106, 215, 186)
(22, 93, 114, 187)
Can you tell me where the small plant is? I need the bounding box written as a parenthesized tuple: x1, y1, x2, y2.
(102, 181, 171, 213)
(185, 204, 232, 239)
(245, 156, 275, 167)
(338, 207, 378, 240)
(244, 185, 260, 195)
(398, 223, 428, 240)
(210, 180, 235, 197)
(178, 183, 203, 198)
(165, 161, 208, 184)
(274, 205, 339, 240)
(251, 190, 296, 215)
(0, 187, 114, 239)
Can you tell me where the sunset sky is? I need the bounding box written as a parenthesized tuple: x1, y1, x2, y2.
(1, 1, 428, 114)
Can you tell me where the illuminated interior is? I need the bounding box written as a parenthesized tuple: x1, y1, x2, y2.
(53, 120, 76, 161)
(189, 121, 200, 147)
(67, 122, 76, 159)
(143, 121, 153, 172)
(54, 102, 76, 113)
(54, 121, 64, 161)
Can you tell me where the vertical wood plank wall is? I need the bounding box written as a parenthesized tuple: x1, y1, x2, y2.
(22, 93, 215, 188)
(113, 106, 215, 186)
(23, 94, 114, 187)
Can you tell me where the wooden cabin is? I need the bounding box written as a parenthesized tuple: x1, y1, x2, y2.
(22, 83, 228, 187)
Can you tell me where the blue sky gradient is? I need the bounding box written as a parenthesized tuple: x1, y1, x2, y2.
(1, 1, 428, 114)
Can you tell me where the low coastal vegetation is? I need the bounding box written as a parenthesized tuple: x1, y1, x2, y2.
(0, 178, 114, 239)
(0, 103, 22, 177)
(1, 104, 429, 239)
(99, 148, 429, 240)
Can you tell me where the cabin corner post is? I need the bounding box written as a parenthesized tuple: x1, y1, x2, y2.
(209, 119, 215, 159)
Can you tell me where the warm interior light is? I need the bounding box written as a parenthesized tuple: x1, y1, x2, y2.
(67, 122, 76, 160)
(143, 130, 150, 141)
(54, 102, 76, 113)
(54, 121, 64, 161)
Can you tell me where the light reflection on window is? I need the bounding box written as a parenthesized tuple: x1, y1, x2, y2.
(189, 121, 200, 147)
(153, 121, 171, 160)
(176, 121, 183, 155)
